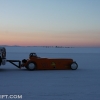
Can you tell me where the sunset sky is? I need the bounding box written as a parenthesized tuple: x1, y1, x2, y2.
(0, 0, 100, 47)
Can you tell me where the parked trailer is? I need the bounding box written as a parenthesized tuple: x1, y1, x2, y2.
(0, 47, 78, 71)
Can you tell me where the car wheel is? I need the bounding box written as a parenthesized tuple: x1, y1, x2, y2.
(70, 62, 78, 70)
(26, 62, 36, 71)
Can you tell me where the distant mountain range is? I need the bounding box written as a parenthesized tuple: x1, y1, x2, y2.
(0, 45, 21, 47)
(0, 45, 73, 48)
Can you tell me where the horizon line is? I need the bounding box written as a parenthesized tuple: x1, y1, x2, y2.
(0, 45, 100, 48)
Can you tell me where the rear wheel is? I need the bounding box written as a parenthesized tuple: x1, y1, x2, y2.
(26, 62, 36, 71)
(70, 62, 78, 70)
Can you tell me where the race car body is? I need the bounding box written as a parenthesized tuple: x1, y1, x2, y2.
(22, 53, 78, 71)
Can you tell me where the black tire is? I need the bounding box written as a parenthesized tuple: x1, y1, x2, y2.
(26, 62, 36, 71)
(0, 56, 2, 66)
(70, 62, 78, 70)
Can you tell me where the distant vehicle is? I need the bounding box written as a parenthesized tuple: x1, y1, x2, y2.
(21, 53, 78, 71)
(0, 47, 6, 66)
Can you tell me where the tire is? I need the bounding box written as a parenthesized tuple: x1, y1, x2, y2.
(26, 62, 36, 71)
(70, 62, 78, 70)
(0, 56, 2, 66)
(1, 58, 6, 65)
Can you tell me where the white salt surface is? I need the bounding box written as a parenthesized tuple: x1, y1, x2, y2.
(0, 47, 100, 100)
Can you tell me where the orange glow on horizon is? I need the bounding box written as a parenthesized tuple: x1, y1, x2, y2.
(0, 31, 100, 47)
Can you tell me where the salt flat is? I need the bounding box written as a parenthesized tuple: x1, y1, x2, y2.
(0, 47, 100, 100)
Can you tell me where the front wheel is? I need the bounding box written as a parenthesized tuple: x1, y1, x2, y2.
(70, 62, 78, 70)
(26, 62, 36, 71)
